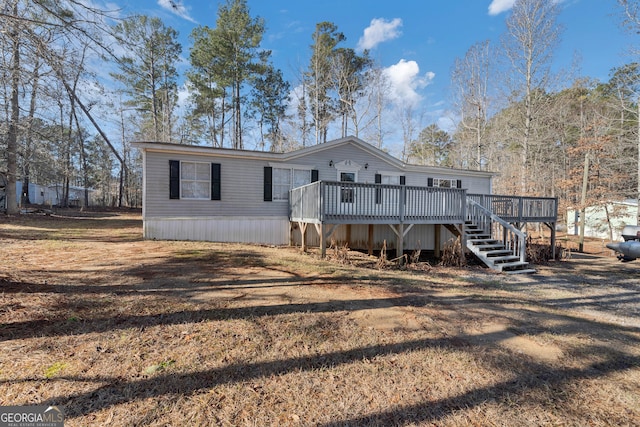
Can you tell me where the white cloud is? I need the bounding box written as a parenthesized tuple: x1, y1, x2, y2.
(157, 0, 197, 23)
(383, 59, 435, 107)
(357, 18, 402, 51)
(488, 0, 516, 15)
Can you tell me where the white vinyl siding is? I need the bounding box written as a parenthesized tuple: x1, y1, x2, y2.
(273, 167, 311, 201)
(181, 161, 210, 199)
(138, 138, 493, 221)
(144, 216, 290, 245)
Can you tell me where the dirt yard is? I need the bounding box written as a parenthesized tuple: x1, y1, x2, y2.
(0, 210, 639, 426)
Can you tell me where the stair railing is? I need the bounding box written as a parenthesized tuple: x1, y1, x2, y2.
(466, 198, 527, 262)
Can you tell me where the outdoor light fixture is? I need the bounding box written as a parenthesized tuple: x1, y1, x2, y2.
(364, 163, 368, 169)
(329, 160, 333, 167)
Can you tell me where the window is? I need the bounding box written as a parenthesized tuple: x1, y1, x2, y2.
(272, 167, 312, 201)
(428, 178, 462, 189)
(435, 178, 453, 188)
(181, 162, 211, 199)
(381, 175, 400, 185)
(273, 168, 291, 201)
(293, 169, 311, 188)
(340, 172, 355, 203)
(169, 160, 220, 200)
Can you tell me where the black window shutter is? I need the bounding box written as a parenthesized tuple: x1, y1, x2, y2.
(427, 178, 434, 187)
(400, 176, 406, 185)
(211, 163, 221, 200)
(374, 174, 382, 184)
(264, 166, 273, 201)
(311, 169, 319, 182)
(169, 160, 180, 199)
(456, 179, 462, 189)
(374, 174, 382, 204)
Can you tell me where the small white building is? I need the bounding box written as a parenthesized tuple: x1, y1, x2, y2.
(567, 200, 639, 241)
(14, 181, 96, 207)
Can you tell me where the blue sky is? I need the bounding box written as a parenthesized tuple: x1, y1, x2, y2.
(114, 0, 635, 148)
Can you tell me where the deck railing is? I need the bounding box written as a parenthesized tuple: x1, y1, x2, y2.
(467, 197, 527, 262)
(290, 181, 467, 224)
(290, 181, 558, 226)
(467, 194, 558, 224)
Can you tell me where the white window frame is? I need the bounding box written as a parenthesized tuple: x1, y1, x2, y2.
(180, 161, 210, 200)
(432, 178, 457, 188)
(339, 171, 357, 203)
(381, 175, 400, 185)
(270, 164, 313, 202)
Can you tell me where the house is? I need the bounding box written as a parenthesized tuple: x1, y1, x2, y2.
(13, 182, 96, 207)
(133, 136, 558, 273)
(567, 200, 639, 241)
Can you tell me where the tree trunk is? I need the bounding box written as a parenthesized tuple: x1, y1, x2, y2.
(22, 60, 42, 207)
(21, 169, 29, 206)
(579, 152, 589, 252)
(236, 80, 242, 149)
(73, 109, 90, 207)
(6, 4, 20, 215)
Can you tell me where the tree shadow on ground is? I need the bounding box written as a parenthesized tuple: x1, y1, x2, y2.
(32, 317, 638, 423)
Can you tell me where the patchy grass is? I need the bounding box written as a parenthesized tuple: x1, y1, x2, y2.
(0, 210, 639, 426)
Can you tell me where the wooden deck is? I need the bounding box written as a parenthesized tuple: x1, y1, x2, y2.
(289, 181, 467, 225)
(289, 181, 558, 261)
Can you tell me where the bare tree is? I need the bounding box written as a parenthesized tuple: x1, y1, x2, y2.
(617, 0, 640, 225)
(329, 47, 372, 138)
(451, 40, 493, 170)
(366, 66, 392, 149)
(4, 0, 20, 214)
(0, 0, 122, 213)
(398, 104, 418, 163)
(501, 0, 563, 193)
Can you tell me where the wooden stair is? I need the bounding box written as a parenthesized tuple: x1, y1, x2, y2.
(464, 221, 536, 274)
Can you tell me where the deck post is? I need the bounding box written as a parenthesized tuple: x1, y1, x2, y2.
(397, 223, 404, 261)
(546, 221, 557, 260)
(298, 222, 307, 252)
(368, 224, 374, 255)
(289, 222, 294, 246)
(319, 223, 326, 258)
(551, 222, 556, 259)
(518, 197, 524, 225)
(434, 224, 441, 258)
(460, 224, 466, 263)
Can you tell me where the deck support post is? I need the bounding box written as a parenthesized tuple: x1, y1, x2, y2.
(298, 222, 308, 252)
(434, 224, 441, 258)
(289, 222, 294, 246)
(388, 223, 414, 263)
(545, 221, 557, 260)
(551, 222, 556, 259)
(461, 223, 466, 263)
(319, 223, 326, 257)
(397, 223, 404, 260)
(368, 224, 374, 256)
(315, 223, 338, 258)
